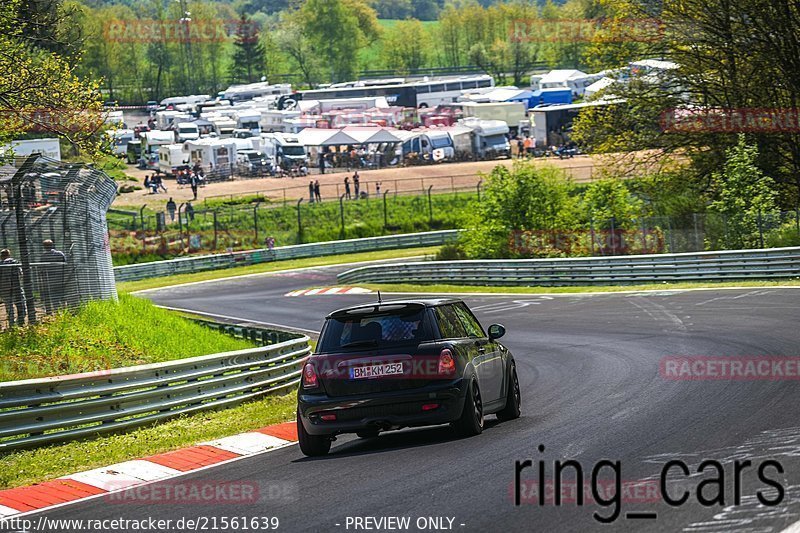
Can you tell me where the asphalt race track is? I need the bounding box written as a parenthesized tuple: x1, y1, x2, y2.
(27, 263, 800, 532)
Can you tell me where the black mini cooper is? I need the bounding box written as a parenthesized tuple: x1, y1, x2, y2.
(297, 298, 521, 456)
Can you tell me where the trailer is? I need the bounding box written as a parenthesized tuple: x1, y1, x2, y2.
(158, 144, 190, 176)
(184, 138, 238, 177)
(456, 101, 527, 133)
(140, 130, 176, 169)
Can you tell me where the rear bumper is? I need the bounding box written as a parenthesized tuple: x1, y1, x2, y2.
(298, 378, 466, 436)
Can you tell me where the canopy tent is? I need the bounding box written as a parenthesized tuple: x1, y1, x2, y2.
(296, 128, 360, 147)
(341, 127, 401, 144)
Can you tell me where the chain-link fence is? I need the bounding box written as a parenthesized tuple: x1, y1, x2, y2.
(510, 210, 800, 257)
(0, 155, 117, 329)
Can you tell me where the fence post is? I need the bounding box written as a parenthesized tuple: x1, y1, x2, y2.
(589, 216, 596, 256)
(477, 179, 482, 201)
(296, 198, 304, 244)
(383, 190, 390, 229)
(178, 202, 186, 250)
(693, 213, 701, 251)
(796, 206, 799, 236)
(427, 185, 434, 225)
(12, 154, 39, 325)
(757, 209, 764, 248)
(213, 210, 218, 250)
(253, 201, 261, 245)
(610, 217, 617, 255)
(339, 194, 346, 239)
(139, 204, 147, 231)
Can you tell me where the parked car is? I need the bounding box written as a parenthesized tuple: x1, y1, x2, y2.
(296, 298, 521, 456)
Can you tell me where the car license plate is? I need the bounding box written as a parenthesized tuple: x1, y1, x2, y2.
(350, 362, 404, 379)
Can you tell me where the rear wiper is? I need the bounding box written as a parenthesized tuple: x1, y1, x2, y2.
(340, 340, 378, 349)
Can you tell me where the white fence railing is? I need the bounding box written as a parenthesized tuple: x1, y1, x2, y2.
(114, 231, 459, 283)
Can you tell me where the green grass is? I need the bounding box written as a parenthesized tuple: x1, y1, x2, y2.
(363, 279, 800, 295)
(0, 294, 257, 381)
(0, 392, 297, 490)
(110, 192, 473, 265)
(117, 246, 440, 293)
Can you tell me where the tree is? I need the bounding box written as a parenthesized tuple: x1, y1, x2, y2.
(229, 14, 266, 84)
(380, 19, 429, 73)
(0, 0, 105, 156)
(300, 0, 380, 83)
(460, 163, 578, 258)
(276, 12, 323, 88)
(581, 179, 644, 230)
(708, 135, 779, 249)
(371, 0, 413, 19)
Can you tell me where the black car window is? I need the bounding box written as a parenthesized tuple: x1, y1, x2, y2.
(453, 303, 485, 338)
(434, 305, 467, 339)
(319, 309, 431, 352)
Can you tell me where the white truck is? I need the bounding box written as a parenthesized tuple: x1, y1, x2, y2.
(457, 101, 527, 133)
(140, 130, 176, 169)
(158, 144, 190, 176)
(401, 130, 455, 162)
(174, 122, 200, 142)
(462, 118, 511, 159)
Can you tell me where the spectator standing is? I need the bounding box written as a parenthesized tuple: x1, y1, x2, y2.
(166, 198, 177, 222)
(314, 180, 321, 202)
(0, 249, 26, 327)
(186, 202, 195, 222)
(309, 180, 315, 203)
(190, 173, 199, 200)
(353, 171, 360, 198)
(318, 151, 325, 175)
(375, 181, 381, 196)
(344, 176, 351, 200)
(39, 240, 66, 315)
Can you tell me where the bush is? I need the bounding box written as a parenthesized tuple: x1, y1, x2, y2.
(436, 243, 467, 261)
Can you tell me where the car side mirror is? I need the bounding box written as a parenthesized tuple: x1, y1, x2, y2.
(488, 324, 506, 340)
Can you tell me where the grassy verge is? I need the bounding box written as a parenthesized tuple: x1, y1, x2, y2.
(363, 279, 800, 295)
(0, 392, 297, 490)
(118, 246, 440, 293)
(0, 294, 257, 381)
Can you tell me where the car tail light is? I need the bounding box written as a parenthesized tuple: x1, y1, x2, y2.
(302, 362, 319, 388)
(438, 349, 456, 377)
(320, 413, 337, 421)
(421, 403, 440, 411)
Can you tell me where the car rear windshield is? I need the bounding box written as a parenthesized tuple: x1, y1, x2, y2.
(318, 306, 432, 353)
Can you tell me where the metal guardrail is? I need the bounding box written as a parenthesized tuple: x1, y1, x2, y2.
(114, 230, 459, 283)
(337, 247, 800, 286)
(0, 328, 310, 452)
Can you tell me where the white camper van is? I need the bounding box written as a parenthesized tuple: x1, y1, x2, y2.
(158, 144, 190, 176)
(141, 130, 176, 169)
(174, 122, 200, 142)
(184, 138, 238, 177)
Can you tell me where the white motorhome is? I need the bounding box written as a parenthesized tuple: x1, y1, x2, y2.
(107, 129, 135, 157)
(159, 94, 211, 108)
(140, 130, 176, 169)
(533, 69, 600, 98)
(184, 138, 238, 175)
(174, 122, 200, 142)
(223, 82, 292, 103)
(207, 116, 237, 138)
(156, 110, 191, 131)
(158, 144, 190, 176)
(262, 132, 307, 168)
(259, 109, 302, 133)
(234, 109, 262, 134)
(4, 138, 62, 160)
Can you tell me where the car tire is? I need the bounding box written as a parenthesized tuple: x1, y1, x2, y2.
(452, 378, 484, 437)
(297, 414, 331, 457)
(356, 429, 380, 439)
(496, 362, 521, 421)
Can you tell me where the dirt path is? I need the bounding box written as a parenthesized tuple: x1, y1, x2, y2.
(113, 156, 601, 210)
